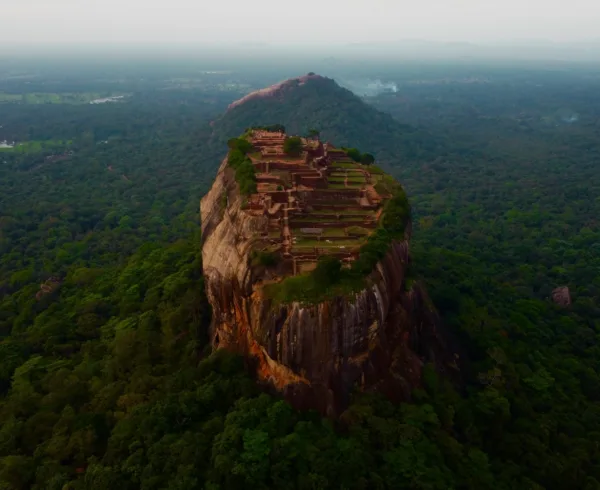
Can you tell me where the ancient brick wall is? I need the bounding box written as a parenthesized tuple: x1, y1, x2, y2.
(257, 175, 284, 185)
(269, 191, 289, 204)
(297, 176, 327, 188)
(289, 220, 376, 229)
(298, 189, 361, 201)
(253, 161, 267, 172)
(268, 162, 307, 172)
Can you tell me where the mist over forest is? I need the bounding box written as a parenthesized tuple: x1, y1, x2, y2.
(1, 50, 600, 489)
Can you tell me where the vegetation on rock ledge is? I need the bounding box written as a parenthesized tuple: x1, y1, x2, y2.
(343, 147, 375, 165)
(227, 137, 257, 196)
(251, 250, 279, 268)
(283, 136, 303, 156)
(266, 182, 410, 305)
(246, 123, 286, 134)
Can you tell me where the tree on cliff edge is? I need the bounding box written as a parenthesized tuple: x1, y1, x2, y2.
(313, 256, 342, 287)
(283, 136, 303, 157)
(361, 153, 375, 165)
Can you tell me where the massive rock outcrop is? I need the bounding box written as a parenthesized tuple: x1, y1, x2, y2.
(226, 73, 324, 112)
(201, 153, 458, 415)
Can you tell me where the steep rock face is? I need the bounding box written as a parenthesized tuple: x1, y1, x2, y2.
(201, 159, 455, 416)
(552, 286, 571, 307)
(226, 74, 324, 112)
(208, 74, 445, 167)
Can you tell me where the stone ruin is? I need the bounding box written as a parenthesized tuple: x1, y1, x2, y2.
(243, 130, 385, 276)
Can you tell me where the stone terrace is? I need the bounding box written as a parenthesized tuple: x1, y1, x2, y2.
(244, 130, 385, 276)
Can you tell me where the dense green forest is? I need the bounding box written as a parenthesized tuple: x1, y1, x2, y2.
(1, 60, 600, 489)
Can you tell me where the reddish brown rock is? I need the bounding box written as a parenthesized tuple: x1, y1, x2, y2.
(552, 286, 571, 307)
(36, 276, 61, 301)
(227, 74, 324, 112)
(201, 142, 459, 416)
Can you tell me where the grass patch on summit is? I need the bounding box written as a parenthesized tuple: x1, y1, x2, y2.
(267, 183, 410, 305)
(0, 140, 73, 154)
(227, 138, 257, 196)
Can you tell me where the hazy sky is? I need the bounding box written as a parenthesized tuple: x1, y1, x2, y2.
(3, 0, 599, 46)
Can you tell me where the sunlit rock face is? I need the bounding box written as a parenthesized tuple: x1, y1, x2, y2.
(226, 74, 325, 112)
(201, 158, 457, 416)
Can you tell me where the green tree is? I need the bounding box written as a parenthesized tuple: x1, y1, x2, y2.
(228, 137, 253, 154)
(313, 256, 342, 286)
(283, 136, 303, 156)
(308, 128, 320, 140)
(346, 148, 362, 162)
(361, 153, 375, 165)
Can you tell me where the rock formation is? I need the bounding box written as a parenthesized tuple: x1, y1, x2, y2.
(226, 74, 324, 112)
(36, 276, 61, 301)
(552, 286, 571, 307)
(201, 130, 457, 416)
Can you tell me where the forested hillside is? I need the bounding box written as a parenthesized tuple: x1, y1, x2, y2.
(373, 69, 600, 489)
(1, 62, 600, 489)
(210, 75, 445, 164)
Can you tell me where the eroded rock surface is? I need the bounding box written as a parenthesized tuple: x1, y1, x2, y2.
(201, 155, 458, 415)
(226, 74, 324, 112)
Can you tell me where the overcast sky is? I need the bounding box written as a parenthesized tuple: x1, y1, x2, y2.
(3, 0, 599, 46)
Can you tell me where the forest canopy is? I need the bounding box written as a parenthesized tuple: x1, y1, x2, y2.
(1, 60, 600, 489)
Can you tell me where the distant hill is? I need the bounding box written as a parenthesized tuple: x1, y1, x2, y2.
(209, 74, 447, 166)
